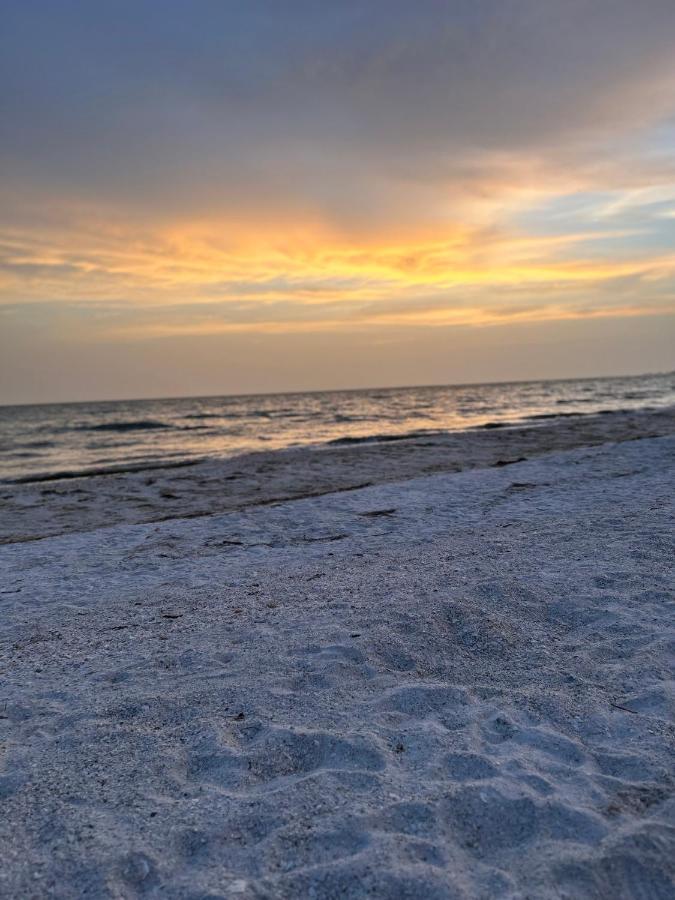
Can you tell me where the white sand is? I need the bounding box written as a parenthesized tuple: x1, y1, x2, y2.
(1, 432, 674, 897)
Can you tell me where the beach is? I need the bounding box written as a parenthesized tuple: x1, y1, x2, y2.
(4, 404, 675, 545)
(1, 411, 674, 898)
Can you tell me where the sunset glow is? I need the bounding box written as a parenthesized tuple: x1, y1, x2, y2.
(2, 2, 675, 401)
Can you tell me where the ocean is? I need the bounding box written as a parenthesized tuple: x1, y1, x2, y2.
(1, 372, 674, 482)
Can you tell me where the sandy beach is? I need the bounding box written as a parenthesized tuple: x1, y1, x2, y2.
(1, 413, 674, 898)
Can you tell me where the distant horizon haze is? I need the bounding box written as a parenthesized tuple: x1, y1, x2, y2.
(2, 362, 675, 410)
(2, 311, 673, 406)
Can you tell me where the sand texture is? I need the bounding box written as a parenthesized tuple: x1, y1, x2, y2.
(1, 428, 674, 898)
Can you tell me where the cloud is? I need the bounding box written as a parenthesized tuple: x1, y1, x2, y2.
(1, 1, 674, 402)
(2, 1, 675, 223)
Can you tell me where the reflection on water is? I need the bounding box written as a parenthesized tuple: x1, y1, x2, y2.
(1, 372, 674, 481)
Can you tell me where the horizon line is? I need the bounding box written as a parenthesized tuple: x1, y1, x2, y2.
(2, 368, 673, 411)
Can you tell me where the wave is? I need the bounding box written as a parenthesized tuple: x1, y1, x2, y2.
(332, 414, 380, 423)
(185, 409, 305, 421)
(73, 419, 173, 433)
(4, 457, 203, 484)
(327, 429, 439, 446)
(2, 439, 56, 450)
(251, 409, 306, 419)
(525, 412, 582, 421)
(520, 406, 657, 423)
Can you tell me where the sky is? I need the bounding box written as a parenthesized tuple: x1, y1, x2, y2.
(1, 1, 675, 404)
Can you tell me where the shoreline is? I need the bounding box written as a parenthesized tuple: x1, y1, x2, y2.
(3, 402, 674, 487)
(3, 404, 675, 545)
(1, 431, 673, 897)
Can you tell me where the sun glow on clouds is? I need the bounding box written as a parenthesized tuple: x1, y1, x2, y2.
(2, 193, 675, 340)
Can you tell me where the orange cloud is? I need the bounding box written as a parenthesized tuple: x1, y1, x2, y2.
(2, 169, 675, 348)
